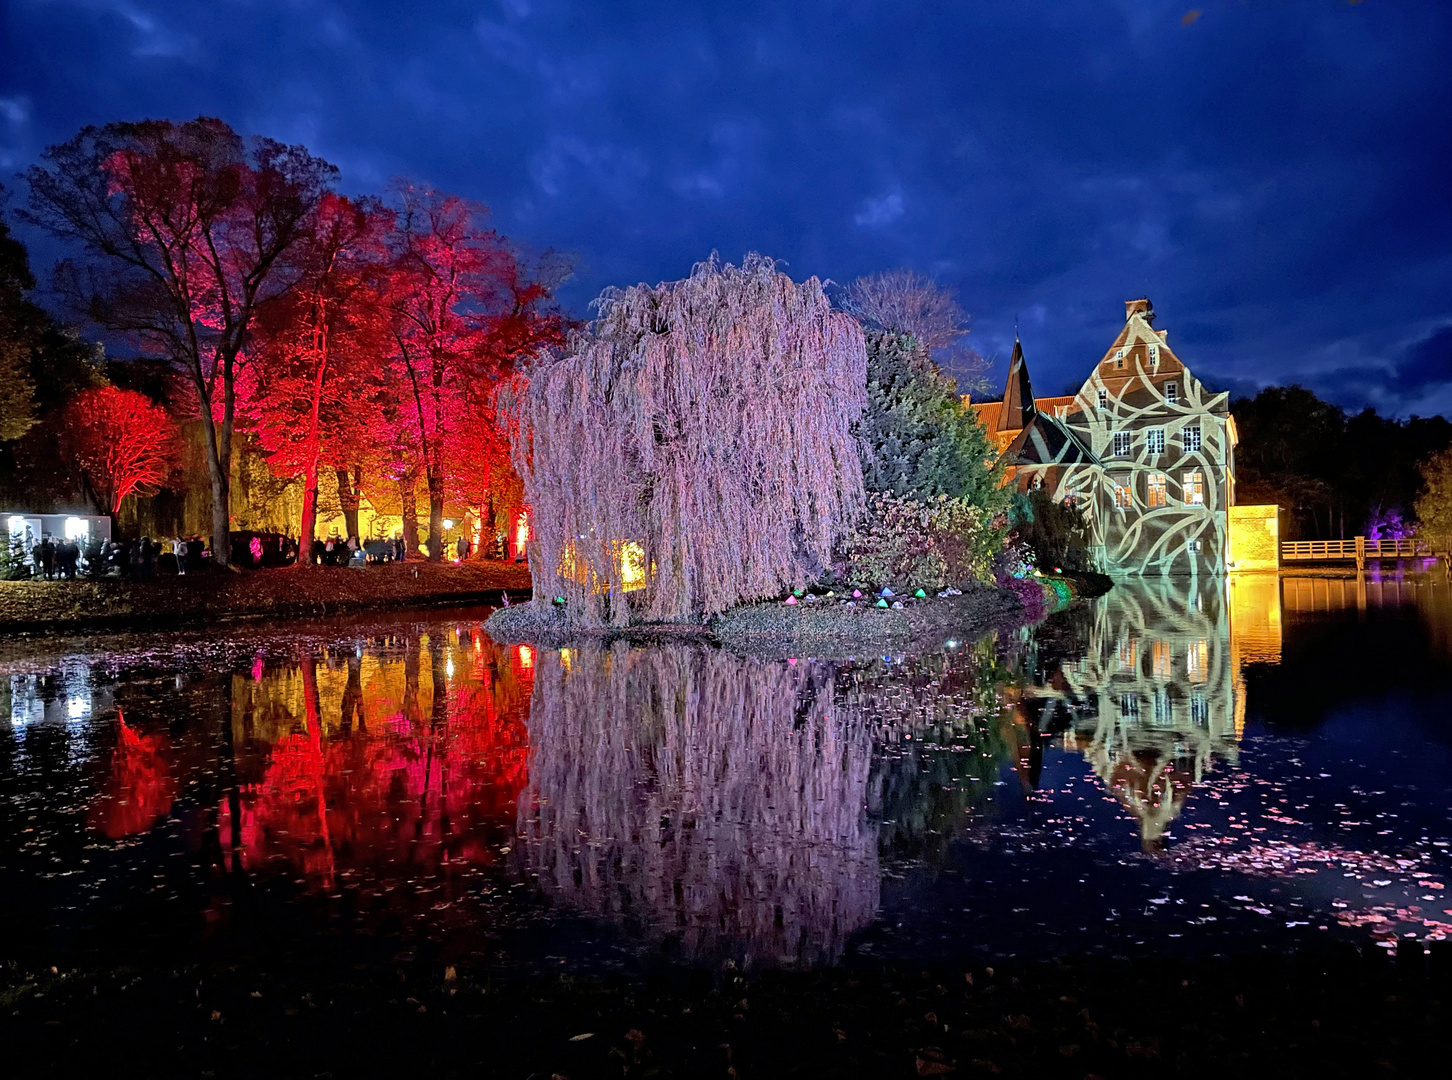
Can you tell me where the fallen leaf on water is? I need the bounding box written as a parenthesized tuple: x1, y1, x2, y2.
(569, 1033, 594, 1042)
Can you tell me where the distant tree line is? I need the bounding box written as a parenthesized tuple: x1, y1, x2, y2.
(1230, 385, 1452, 540)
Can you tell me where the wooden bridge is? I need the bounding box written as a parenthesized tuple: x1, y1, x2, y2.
(1280, 536, 1440, 571)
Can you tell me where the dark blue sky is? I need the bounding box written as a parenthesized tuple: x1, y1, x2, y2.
(3, 1, 1450, 415)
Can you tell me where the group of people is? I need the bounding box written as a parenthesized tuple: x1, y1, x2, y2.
(28, 536, 85, 580)
(26, 535, 208, 580)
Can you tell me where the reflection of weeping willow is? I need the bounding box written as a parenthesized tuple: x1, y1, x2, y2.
(1046, 579, 1238, 850)
(518, 643, 878, 967)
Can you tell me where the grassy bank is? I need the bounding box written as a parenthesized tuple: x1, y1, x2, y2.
(486, 574, 1111, 657)
(0, 560, 533, 636)
(2, 943, 1445, 1078)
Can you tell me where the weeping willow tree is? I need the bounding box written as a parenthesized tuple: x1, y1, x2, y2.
(515, 253, 867, 626)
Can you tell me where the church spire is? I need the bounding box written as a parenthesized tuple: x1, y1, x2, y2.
(997, 336, 1036, 432)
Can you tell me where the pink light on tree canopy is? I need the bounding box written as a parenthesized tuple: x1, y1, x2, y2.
(515, 253, 868, 625)
(60, 385, 176, 514)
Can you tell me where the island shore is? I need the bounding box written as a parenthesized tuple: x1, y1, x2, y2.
(485, 573, 1112, 657)
(0, 561, 533, 637)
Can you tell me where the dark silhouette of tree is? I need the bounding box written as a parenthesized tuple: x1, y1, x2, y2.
(841, 268, 989, 393)
(1232, 385, 1452, 538)
(60, 385, 176, 514)
(24, 118, 337, 566)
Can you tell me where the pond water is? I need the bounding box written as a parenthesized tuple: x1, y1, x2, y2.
(3, 573, 1451, 975)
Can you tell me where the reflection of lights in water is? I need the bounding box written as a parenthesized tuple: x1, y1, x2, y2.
(67, 696, 90, 720)
(518, 644, 534, 669)
(445, 657, 455, 679)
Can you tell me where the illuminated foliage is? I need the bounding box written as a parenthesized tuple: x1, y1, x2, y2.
(240, 193, 391, 548)
(25, 118, 337, 564)
(517, 254, 867, 625)
(384, 187, 568, 559)
(60, 385, 176, 514)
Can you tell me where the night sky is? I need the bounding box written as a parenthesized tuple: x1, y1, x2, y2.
(3, 1, 1450, 415)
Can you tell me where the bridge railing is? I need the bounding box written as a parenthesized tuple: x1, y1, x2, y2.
(1281, 540, 1359, 560)
(1280, 537, 1437, 561)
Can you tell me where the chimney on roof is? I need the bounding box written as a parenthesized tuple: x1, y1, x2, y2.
(1125, 298, 1154, 323)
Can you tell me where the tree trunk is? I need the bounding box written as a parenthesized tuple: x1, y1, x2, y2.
(298, 456, 320, 564)
(399, 471, 420, 559)
(426, 469, 445, 562)
(336, 466, 361, 540)
(203, 418, 232, 569)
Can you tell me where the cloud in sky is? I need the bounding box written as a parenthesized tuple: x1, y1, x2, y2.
(2, 0, 1451, 415)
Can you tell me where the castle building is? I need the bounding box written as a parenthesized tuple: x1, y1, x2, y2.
(970, 299, 1241, 577)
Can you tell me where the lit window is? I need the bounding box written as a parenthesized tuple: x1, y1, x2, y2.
(1182, 425, 1201, 452)
(1064, 486, 1079, 508)
(64, 517, 89, 541)
(1114, 482, 1133, 509)
(1147, 472, 1168, 507)
(1165, 381, 1179, 404)
(1112, 431, 1132, 456)
(1187, 641, 1208, 684)
(1146, 428, 1165, 454)
(1182, 470, 1205, 505)
(1098, 389, 1109, 409)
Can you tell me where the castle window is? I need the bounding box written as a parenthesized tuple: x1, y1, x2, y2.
(1114, 482, 1133, 509)
(1031, 473, 1044, 490)
(1165, 381, 1179, 404)
(1183, 424, 1202, 452)
(1098, 389, 1109, 409)
(1182, 470, 1205, 505)
(1147, 472, 1168, 507)
(1147, 428, 1165, 454)
(1190, 693, 1209, 726)
(1149, 344, 1159, 368)
(1112, 431, 1132, 456)
(1115, 348, 1125, 369)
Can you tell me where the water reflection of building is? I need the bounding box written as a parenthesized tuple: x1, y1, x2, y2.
(518, 643, 879, 968)
(1026, 579, 1277, 850)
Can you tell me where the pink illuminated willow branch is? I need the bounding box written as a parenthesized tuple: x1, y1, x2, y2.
(513, 253, 868, 626)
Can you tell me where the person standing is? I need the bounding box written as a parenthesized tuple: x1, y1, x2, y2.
(39, 537, 55, 580)
(174, 536, 188, 575)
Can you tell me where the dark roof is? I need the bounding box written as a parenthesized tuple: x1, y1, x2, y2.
(997, 338, 1036, 433)
(1003, 411, 1100, 467)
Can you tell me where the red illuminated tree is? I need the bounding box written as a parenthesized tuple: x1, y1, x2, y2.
(24, 118, 337, 566)
(240, 194, 390, 550)
(60, 385, 176, 515)
(384, 187, 567, 559)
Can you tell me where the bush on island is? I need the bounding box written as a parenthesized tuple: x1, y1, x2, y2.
(837, 492, 997, 594)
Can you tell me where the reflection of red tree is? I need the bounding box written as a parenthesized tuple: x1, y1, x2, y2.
(88, 711, 176, 839)
(223, 647, 529, 892)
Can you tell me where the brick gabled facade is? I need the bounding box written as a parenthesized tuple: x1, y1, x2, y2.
(970, 299, 1237, 578)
